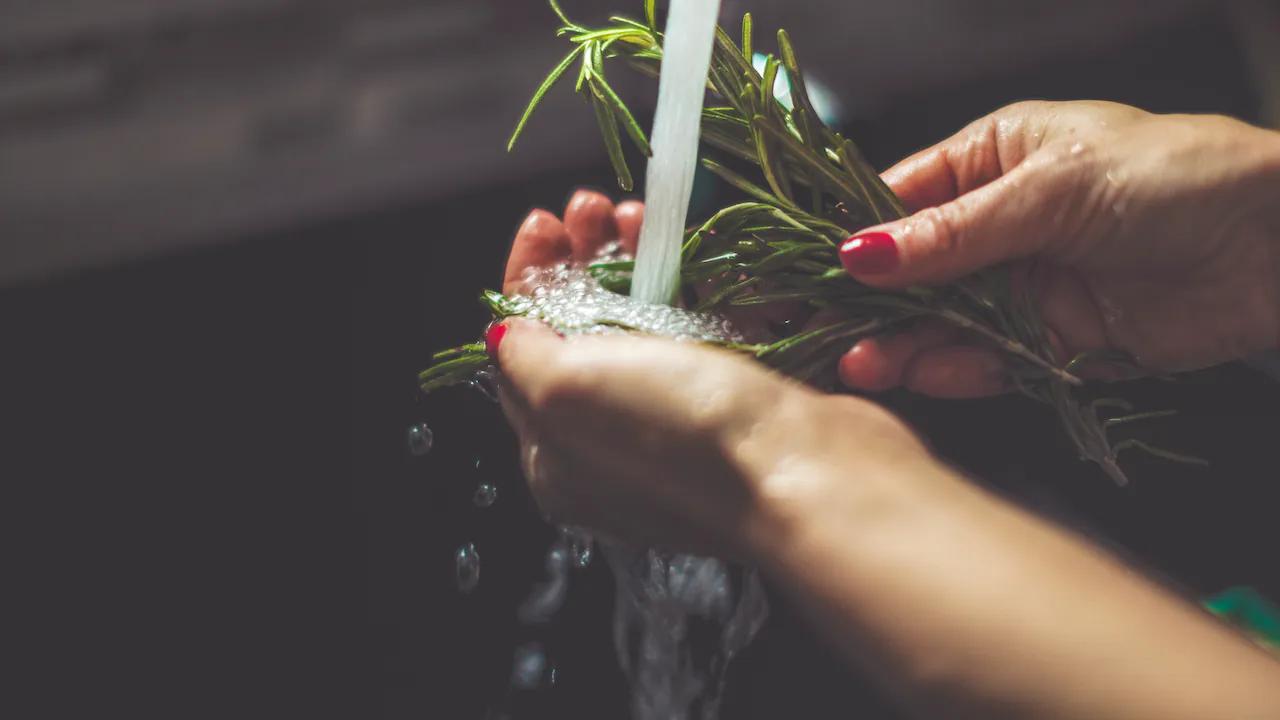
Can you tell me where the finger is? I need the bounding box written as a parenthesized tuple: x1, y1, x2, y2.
(496, 319, 571, 412)
(504, 210, 572, 292)
(902, 344, 1009, 399)
(882, 108, 1042, 213)
(564, 189, 619, 262)
(1027, 262, 1110, 363)
(837, 321, 957, 392)
(519, 438, 566, 519)
(841, 145, 1086, 288)
(614, 200, 644, 256)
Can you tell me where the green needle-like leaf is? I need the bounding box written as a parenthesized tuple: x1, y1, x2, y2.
(508, 44, 586, 151)
(425, 1, 1194, 487)
(590, 83, 635, 190)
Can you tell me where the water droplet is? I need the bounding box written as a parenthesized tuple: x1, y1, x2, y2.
(468, 368, 500, 403)
(473, 483, 498, 508)
(455, 542, 480, 594)
(406, 423, 433, 456)
(510, 642, 552, 690)
(518, 541, 571, 624)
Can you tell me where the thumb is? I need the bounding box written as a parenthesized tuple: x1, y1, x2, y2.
(841, 152, 1076, 288)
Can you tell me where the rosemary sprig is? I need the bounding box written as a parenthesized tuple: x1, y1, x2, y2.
(422, 1, 1197, 485)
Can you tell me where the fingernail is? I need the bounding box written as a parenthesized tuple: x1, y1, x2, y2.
(840, 232, 899, 275)
(485, 322, 508, 359)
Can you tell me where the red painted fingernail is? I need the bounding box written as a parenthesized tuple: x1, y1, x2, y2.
(840, 232, 899, 275)
(485, 322, 508, 359)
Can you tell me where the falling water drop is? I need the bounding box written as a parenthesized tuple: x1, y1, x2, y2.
(473, 483, 498, 508)
(511, 642, 554, 690)
(518, 542, 571, 624)
(406, 423, 433, 456)
(469, 368, 500, 403)
(455, 542, 480, 594)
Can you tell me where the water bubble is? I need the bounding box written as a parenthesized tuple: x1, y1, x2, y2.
(455, 542, 480, 594)
(510, 265, 740, 344)
(406, 423, 433, 456)
(510, 642, 554, 690)
(595, 240, 626, 260)
(473, 483, 498, 508)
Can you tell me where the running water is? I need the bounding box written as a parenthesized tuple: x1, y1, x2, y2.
(513, 3, 767, 715)
(617, 3, 769, 715)
(429, 2, 768, 714)
(629, 0, 721, 305)
(507, 258, 769, 720)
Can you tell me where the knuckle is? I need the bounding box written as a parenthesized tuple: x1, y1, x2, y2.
(917, 204, 964, 258)
(1000, 99, 1052, 119)
(526, 356, 605, 415)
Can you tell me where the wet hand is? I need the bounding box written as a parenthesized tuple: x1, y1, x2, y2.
(492, 319, 936, 559)
(838, 100, 1280, 397)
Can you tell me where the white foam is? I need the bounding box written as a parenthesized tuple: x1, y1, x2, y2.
(512, 263, 740, 344)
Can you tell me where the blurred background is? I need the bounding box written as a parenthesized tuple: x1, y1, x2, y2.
(3, 1, 1279, 718)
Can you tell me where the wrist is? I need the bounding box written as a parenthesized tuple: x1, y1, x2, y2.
(726, 392, 961, 575)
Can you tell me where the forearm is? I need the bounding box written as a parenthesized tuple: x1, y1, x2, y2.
(740, 410, 1280, 719)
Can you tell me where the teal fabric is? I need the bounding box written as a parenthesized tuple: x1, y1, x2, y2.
(1204, 586, 1280, 650)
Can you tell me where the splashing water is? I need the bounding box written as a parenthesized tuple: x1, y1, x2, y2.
(561, 527, 595, 570)
(502, 260, 768, 719)
(630, 0, 722, 305)
(450, 4, 770, 708)
(605, 546, 769, 720)
(456, 542, 480, 594)
(407, 423, 434, 456)
(510, 264, 741, 343)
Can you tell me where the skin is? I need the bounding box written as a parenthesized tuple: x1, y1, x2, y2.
(494, 101, 1280, 719)
(840, 100, 1280, 397)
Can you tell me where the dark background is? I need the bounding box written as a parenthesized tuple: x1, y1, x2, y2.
(3, 2, 1278, 718)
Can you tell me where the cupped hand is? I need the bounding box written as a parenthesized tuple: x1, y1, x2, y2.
(499, 190, 907, 555)
(493, 318, 933, 559)
(503, 190, 644, 293)
(838, 100, 1280, 398)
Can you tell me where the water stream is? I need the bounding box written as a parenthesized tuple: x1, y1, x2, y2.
(629, 0, 721, 305)
(424, 3, 769, 715)
(619, 3, 770, 715)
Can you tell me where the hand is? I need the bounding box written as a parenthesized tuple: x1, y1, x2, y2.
(838, 100, 1280, 398)
(494, 191, 1280, 720)
(493, 317, 933, 559)
(503, 189, 798, 338)
(503, 190, 644, 293)
(498, 191, 932, 556)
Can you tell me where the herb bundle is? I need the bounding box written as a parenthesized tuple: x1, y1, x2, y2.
(419, 0, 1202, 485)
